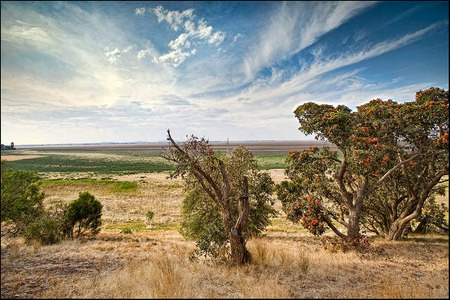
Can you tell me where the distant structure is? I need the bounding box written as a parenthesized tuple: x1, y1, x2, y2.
(1, 142, 16, 150)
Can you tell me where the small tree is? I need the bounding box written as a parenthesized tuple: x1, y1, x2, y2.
(64, 191, 102, 239)
(162, 130, 277, 265)
(1, 160, 46, 237)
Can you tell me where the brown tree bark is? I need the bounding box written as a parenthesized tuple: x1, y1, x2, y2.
(165, 130, 251, 265)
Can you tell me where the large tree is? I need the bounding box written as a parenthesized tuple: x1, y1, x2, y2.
(162, 130, 277, 265)
(360, 87, 449, 240)
(277, 87, 448, 243)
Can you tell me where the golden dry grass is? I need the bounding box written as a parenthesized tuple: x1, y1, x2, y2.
(1, 170, 448, 299)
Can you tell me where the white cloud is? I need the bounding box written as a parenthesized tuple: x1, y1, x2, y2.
(135, 7, 146, 15)
(122, 45, 133, 53)
(104, 45, 134, 63)
(1, 24, 52, 43)
(1, 1, 446, 145)
(208, 31, 226, 45)
(232, 33, 244, 43)
(228, 22, 441, 114)
(149, 5, 226, 67)
(105, 47, 121, 63)
(168, 33, 190, 50)
(152, 48, 194, 67)
(137, 48, 151, 60)
(153, 6, 194, 31)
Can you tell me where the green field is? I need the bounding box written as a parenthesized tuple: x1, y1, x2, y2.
(1, 148, 288, 174)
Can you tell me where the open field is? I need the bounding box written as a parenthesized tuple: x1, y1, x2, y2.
(1, 142, 448, 299)
(1, 140, 336, 173)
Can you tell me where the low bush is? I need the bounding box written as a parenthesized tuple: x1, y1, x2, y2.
(64, 191, 103, 239)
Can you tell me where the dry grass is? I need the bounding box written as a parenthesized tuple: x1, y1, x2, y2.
(1, 170, 448, 299)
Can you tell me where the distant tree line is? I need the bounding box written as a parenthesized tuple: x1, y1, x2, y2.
(1, 142, 16, 150)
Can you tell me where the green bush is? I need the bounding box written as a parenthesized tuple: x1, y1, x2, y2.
(64, 191, 103, 239)
(146, 210, 155, 222)
(1, 160, 46, 237)
(121, 228, 132, 234)
(23, 213, 64, 245)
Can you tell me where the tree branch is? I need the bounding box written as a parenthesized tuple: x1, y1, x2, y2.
(363, 153, 421, 199)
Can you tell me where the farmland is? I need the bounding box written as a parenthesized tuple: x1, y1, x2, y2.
(1, 141, 448, 299)
(1, 141, 335, 173)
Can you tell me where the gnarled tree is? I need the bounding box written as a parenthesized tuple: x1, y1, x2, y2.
(162, 130, 276, 265)
(360, 87, 449, 240)
(277, 88, 447, 244)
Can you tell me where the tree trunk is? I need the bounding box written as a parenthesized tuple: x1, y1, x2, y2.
(413, 215, 429, 234)
(388, 219, 409, 240)
(224, 176, 251, 265)
(229, 231, 251, 265)
(346, 204, 362, 243)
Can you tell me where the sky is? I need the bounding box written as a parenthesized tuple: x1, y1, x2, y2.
(1, 1, 449, 145)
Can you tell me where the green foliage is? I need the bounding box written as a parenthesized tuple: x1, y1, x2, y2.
(279, 87, 449, 242)
(1, 160, 46, 237)
(146, 210, 155, 222)
(412, 198, 449, 234)
(23, 210, 65, 245)
(180, 187, 228, 258)
(3, 150, 175, 173)
(121, 228, 132, 234)
(2, 149, 287, 174)
(112, 181, 137, 192)
(276, 146, 337, 236)
(165, 135, 278, 261)
(64, 191, 103, 239)
(42, 179, 137, 192)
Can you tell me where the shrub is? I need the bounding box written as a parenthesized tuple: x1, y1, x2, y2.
(121, 228, 132, 234)
(64, 191, 103, 239)
(23, 213, 64, 245)
(146, 210, 155, 222)
(1, 160, 45, 237)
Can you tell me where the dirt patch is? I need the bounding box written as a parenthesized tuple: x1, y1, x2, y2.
(1, 155, 46, 161)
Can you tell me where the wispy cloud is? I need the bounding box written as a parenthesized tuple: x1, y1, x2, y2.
(243, 1, 377, 80)
(238, 21, 442, 105)
(1, 22, 52, 43)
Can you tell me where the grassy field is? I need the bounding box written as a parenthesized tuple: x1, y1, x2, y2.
(0, 148, 288, 173)
(1, 144, 448, 299)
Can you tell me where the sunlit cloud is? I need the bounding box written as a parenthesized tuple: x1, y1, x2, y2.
(1, 23, 52, 43)
(149, 5, 226, 67)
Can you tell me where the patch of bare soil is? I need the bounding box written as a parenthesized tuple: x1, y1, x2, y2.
(0, 155, 46, 161)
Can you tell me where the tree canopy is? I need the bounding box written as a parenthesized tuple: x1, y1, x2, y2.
(277, 87, 449, 242)
(163, 130, 277, 264)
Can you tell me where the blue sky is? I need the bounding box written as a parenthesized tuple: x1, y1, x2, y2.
(1, 1, 448, 145)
